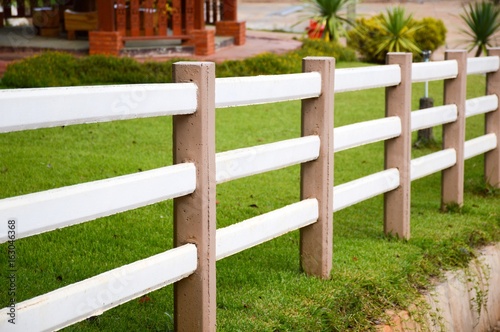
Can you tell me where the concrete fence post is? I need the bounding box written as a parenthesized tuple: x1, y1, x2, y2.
(442, 50, 467, 209)
(486, 48, 500, 188)
(300, 57, 335, 278)
(384, 53, 412, 239)
(172, 62, 216, 332)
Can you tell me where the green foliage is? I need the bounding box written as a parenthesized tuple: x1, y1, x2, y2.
(460, 1, 500, 57)
(217, 52, 301, 77)
(413, 17, 447, 58)
(376, 7, 421, 55)
(348, 11, 446, 63)
(301, 0, 353, 41)
(348, 14, 387, 63)
(1, 52, 176, 88)
(2, 41, 357, 88)
(217, 39, 357, 77)
(297, 38, 358, 61)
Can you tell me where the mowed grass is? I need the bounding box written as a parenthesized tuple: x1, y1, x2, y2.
(0, 68, 499, 331)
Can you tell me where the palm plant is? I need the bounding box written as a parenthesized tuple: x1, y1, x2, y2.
(303, 0, 353, 42)
(460, 1, 500, 57)
(375, 7, 421, 55)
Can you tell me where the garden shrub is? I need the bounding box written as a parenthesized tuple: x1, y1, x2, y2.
(217, 52, 302, 77)
(348, 15, 446, 63)
(217, 39, 356, 77)
(413, 17, 447, 61)
(2, 52, 176, 88)
(348, 15, 387, 63)
(1, 51, 81, 88)
(297, 38, 357, 61)
(1, 39, 357, 88)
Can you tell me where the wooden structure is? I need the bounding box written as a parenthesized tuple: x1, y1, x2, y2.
(0, 0, 245, 56)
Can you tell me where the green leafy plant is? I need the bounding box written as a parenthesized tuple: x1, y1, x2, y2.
(301, 0, 353, 41)
(348, 11, 445, 63)
(460, 1, 500, 57)
(376, 7, 421, 55)
(413, 17, 447, 61)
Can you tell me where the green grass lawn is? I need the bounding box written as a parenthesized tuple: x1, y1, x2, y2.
(0, 69, 499, 331)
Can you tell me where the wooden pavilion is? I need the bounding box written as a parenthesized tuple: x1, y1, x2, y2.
(0, 0, 246, 56)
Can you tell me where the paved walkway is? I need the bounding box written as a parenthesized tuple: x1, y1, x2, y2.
(0, 0, 488, 76)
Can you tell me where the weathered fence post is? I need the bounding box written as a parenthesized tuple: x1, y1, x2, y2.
(486, 48, 500, 188)
(442, 50, 467, 209)
(300, 57, 335, 278)
(172, 62, 216, 332)
(384, 53, 412, 239)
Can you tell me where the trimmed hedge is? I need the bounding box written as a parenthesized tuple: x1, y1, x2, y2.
(0, 39, 357, 88)
(1, 53, 179, 88)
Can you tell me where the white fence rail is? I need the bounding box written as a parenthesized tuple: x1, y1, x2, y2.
(412, 60, 458, 82)
(0, 83, 197, 133)
(411, 105, 457, 131)
(0, 164, 196, 243)
(216, 136, 320, 183)
(334, 117, 401, 152)
(1, 50, 500, 331)
(216, 199, 318, 260)
(334, 65, 400, 92)
(215, 72, 321, 107)
(333, 169, 400, 212)
(0, 244, 197, 331)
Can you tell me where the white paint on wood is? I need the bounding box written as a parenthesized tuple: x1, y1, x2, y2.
(334, 65, 401, 92)
(333, 169, 400, 212)
(216, 199, 318, 260)
(412, 60, 458, 82)
(467, 56, 500, 75)
(0, 163, 196, 243)
(0, 244, 197, 332)
(464, 134, 498, 160)
(215, 72, 321, 108)
(466, 95, 499, 118)
(411, 105, 457, 131)
(334, 117, 401, 152)
(411, 149, 457, 181)
(0, 83, 197, 133)
(216, 136, 320, 183)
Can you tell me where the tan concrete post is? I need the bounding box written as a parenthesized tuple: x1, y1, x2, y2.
(172, 62, 216, 332)
(300, 57, 335, 278)
(442, 50, 467, 209)
(384, 53, 412, 239)
(486, 48, 500, 188)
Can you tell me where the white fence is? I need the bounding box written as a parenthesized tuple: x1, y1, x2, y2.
(1, 49, 499, 331)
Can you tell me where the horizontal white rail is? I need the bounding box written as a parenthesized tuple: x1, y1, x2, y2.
(0, 244, 197, 332)
(464, 134, 498, 160)
(411, 149, 457, 181)
(0, 83, 197, 133)
(0, 163, 196, 243)
(216, 136, 320, 184)
(412, 60, 458, 82)
(215, 72, 321, 108)
(334, 116, 401, 152)
(467, 56, 500, 75)
(334, 65, 400, 93)
(216, 199, 318, 260)
(333, 169, 400, 212)
(411, 105, 457, 131)
(466, 95, 499, 118)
